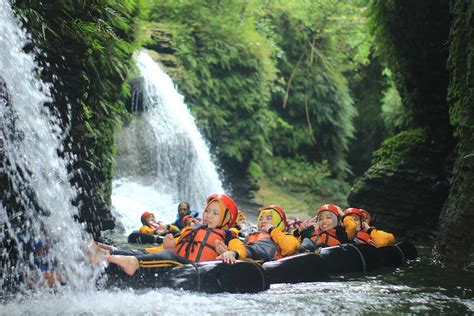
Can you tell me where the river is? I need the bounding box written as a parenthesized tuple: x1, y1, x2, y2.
(1, 243, 473, 314)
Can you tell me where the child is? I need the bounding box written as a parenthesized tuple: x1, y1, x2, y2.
(107, 194, 247, 276)
(342, 208, 375, 245)
(295, 204, 353, 248)
(358, 208, 396, 247)
(180, 215, 201, 228)
(230, 210, 256, 238)
(241, 205, 300, 261)
(139, 211, 180, 237)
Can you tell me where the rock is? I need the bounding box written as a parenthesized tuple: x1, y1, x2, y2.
(348, 129, 449, 239)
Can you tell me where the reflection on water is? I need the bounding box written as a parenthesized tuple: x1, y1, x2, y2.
(1, 245, 473, 314)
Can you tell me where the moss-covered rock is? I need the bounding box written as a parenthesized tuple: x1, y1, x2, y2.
(435, 0, 474, 270)
(348, 129, 449, 238)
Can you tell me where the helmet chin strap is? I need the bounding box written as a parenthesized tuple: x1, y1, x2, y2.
(208, 198, 232, 229)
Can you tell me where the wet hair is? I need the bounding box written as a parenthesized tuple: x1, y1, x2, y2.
(177, 202, 190, 211)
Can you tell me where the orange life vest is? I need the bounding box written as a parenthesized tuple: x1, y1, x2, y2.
(354, 231, 371, 244)
(245, 232, 282, 260)
(175, 227, 226, 262)
(311, 228, 341, 247)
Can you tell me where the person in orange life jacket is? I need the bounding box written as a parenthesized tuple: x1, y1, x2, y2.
(172, 202, 200, 230)
(358, 208, 396, 247)
(107, 194, 247, 276)
(342, 208, 376, 246)
(294, 204, 353, 249)
(235, 205, 299, 261)
(139, 211, 180, 237)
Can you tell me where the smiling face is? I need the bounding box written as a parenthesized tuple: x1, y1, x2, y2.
(202, 201, 222, 228)
(317, 211, 337, 231)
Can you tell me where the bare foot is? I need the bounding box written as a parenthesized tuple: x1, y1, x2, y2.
(163, 234, 176, 250)
(97, 242, 114, 251)
(87, 242, 110, 266)
(108, 255, 139, 276)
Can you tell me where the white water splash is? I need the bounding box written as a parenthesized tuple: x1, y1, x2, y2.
(112, 51, 224, 234)
(0, 0, 97, 292)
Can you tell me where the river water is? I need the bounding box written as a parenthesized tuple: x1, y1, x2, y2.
(1, 244, 473, 314)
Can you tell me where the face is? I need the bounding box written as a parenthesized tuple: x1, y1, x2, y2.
(363, 213, 371, 224)
(317, 211, 337, 231)
(348, 214, 362, 230)
(178, 203, 190, 217)
(258, 212, 273, 232)
(202, 201, 221, 228)
(145, 214, 155, 223)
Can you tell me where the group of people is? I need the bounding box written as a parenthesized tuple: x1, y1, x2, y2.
(98, 193, 396, 277)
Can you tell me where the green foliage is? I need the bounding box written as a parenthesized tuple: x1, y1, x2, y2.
(381, 77, 407, 135)
(148, 0, 276, 167)
(145, 0, 372, 181)
(13, 0, 143, 221)
(264, 157, 350, 200)
(260, 0, 370, 177)
(372, 128, 427, 167)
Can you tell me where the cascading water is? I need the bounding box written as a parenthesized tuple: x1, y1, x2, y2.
(112, 51, 224, 234)
(0, 0, 97, 293)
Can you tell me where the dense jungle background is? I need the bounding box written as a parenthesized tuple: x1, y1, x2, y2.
(2, 0, 473, 270)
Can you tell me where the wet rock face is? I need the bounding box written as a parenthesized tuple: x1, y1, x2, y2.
(435, 0, 474, 270)
(348, 161, 449, 240)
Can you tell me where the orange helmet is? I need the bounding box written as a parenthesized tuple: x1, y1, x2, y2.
(343, 208, 364, 220)
(316, 204, 341, 219)
(182, 215, 200, 227)
(259, 205, 288, 230)
(205, 193, 238, 228)
(140, 211, 154, 225)
(359, 209, 371, 223)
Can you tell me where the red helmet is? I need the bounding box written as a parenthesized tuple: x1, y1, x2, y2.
(316, 204, 341, 219)
(205, 193, 238, 228)
(359, 209, 371, 223)
(182, 215, 200, 227)
(342, 208, 364, 220)
(141, 211, 154, 225)
(260, 205, 288, 229)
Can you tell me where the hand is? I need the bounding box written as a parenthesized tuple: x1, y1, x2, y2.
(163, 233, 176, 250)
(362, 222, 370, 232)
(215, 239, 228, 255)
(216, 250, 237, 264)
(155, 223, 167, 235)
(368, 239, 377, 246)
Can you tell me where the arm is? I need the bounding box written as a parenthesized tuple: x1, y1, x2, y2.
(270, 228, 300, 257)
(139, 225, 156, 235)
(369, 228, 396, 247)
(343, 216, 357, 241)
(227, 237, 247, 260)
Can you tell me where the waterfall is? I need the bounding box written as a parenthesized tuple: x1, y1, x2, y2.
(112, 51, 224, 234)
(0, 0, 97, 292)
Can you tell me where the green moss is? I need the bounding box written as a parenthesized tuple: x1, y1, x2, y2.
(372, 128, 427, 168)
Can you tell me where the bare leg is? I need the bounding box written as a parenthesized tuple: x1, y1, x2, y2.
(108, 255, 139, 276)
